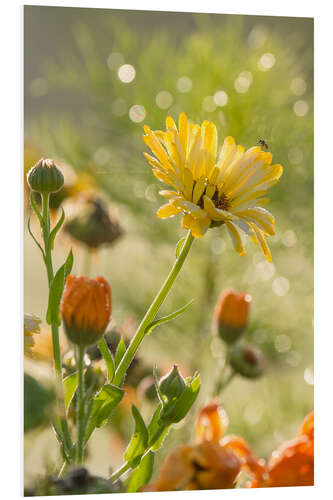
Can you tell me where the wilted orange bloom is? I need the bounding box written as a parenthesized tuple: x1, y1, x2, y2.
(247, 410, 314, 488)
(61, 275, 111, 346)
(214, 288, 252, 343)
(143, 400, 265, 491)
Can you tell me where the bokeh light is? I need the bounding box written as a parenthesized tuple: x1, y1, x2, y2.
(257, 53, 276, 71)
(272, 277, 290, 297)
(107, 52, 124, 70)
(202, 95, 217, 112)
(234, 71, 253, 93)
(129, 104, 146, 122)
(118, 64, 136, 83)
(290, 77, 307, 96)
(214, 90, 228, 107)
(294, 100, 309, 116)
(156, 90, 173, 109)
(176, 76, 192, 93)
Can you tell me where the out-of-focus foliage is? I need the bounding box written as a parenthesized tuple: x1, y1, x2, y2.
(24, 6, 313, 479)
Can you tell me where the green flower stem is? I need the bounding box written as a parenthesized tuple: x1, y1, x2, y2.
(213, 344, 238, 396)
(98, 337, 114, 382)
(109, 461, 132, 483)
(75, 345, 86, 464)
(113, 230, 194, 387)
(40, 193, 72, 453)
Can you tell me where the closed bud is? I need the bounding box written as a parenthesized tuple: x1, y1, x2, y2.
(64, 197, 122, 249)
(60, 275, 111, 347)
(159, 365, 186, 401)
(229, 344, 264, 378)
(27, 158, 64, 194)
(213, 289, 251, 344)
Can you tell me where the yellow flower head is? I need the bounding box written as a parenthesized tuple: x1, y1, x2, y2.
(143, 112, 283, 262)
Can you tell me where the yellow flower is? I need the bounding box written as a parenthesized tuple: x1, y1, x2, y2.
(143, 112, 283, 262)
(24, 313, 41, 355)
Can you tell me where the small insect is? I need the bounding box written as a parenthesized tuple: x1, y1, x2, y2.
(257, 138, 269, 150)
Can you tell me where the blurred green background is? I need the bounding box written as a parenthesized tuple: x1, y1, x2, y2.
(24, 5, 313, 486)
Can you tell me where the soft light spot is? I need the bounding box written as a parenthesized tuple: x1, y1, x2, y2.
(211, 237, 226, 255)
(248, 25, 268, 49)
(156, 90, 173, 109)
(258, 53, 276, 71)
(111, 98, 127, 117)
(107, 52, 124, 70)
(281, 230, 297, 247)
(234, 71, 253, 93)
(93, 147, 111, 165)
(202, 96, 217, 112)
(274, 334, 292, 353)
(214, 90, 228, 107)
(288, 147, 303, 165)
(304, 368, 314, 386)
(244, 401, 264, 425)
(177, 76, 192, 93)
(294, 100, 309, 117)
(272, 277, 290, 296)
(129, 104, 146, 123)
(145, 184, 156, 202)
(133, 180, 145, 198)
(29, 78, 48, 97)
(286, 351, 302, 367)
(290, 77, 307, 96)
(118, 64, 136, 83)
(257, 260, 275, 281)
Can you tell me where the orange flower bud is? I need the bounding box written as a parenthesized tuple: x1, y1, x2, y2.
(60, 275, 111, 346)
(213, 288, 251, 343)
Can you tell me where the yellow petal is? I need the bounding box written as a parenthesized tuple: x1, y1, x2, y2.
(225, 221, 245, 257)
(157, 202, 182, 218)
(205, 184, 216, 199)
(201, 121, 217, 175)
(192, 176, 206, 204)
(178, 112, 188, 157)
(166, 116, 177, 131)
(203, 195, 232, 221)
(183, 168, 194, 200)
(251, 224, 272, 262)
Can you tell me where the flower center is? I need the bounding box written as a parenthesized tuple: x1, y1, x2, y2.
(212, 190, 230, 211)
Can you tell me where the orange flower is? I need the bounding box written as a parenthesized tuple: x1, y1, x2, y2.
(143, 399, 264, 492)
(213, 288, 251, 343)
(247, 411, 314, 488)
(61, 275, 111, 346)
(265, 411, 314, 487)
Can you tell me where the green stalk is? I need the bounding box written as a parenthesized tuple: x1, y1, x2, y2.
(75, 345, 86, 464)
(112, 230, 194, 387)
(109, 462, 132, 483)
(41, 193, 72, 453)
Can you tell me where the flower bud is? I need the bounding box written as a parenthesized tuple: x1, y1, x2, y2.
(27, 158, 64, 194)
(60, 275, 111, 347)
(229, 344, 264, 378)
(159, 365, 186, 401)
(213, 289, 251, 344)
(24, 313, 41, 355)
(64, 197, 122, 249)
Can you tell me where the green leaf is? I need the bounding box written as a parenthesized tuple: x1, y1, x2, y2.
(144, 300, 194, 336)
(63, 371, 78, 411)
(27, 217, 45, 260)
(30, 192, 44, 227)
(49, 207, 65, 250)
(124, 406, 149, 463)
(114, 336, 126, 368)
(159, 373, 201, 425)
(147, 404, 170, 450)
(175, 236, 186, 257)
(98, 337, 115, 382)
(85, 384, 124, 441)
(46, 249, 73, 325)
(127, 451, 154, 493)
